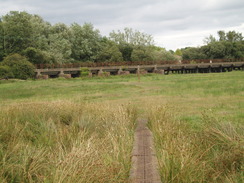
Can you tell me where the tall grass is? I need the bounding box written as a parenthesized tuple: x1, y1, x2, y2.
(148, 105, 244, 183)
(1, 72, 243, 182)
(0, 101, 138, 182)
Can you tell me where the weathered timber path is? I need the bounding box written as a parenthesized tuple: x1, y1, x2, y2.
(130, 119, 161, 183)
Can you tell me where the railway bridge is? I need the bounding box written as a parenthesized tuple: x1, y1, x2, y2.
(35, 62, 244, 79)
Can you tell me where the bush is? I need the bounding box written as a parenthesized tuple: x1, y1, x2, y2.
(80, 67, 90, 77)
(1, 54, 35, 80)
(0, 65, 14, 79)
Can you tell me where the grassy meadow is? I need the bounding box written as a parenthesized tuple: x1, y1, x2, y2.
(0, 71, 243, 182)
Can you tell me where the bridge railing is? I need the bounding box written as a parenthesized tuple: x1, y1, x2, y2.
(35, 58, 244, 69)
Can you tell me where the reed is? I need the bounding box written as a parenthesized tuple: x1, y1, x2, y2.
(148, 105, 244, 182)
(0, 101, 138, 182)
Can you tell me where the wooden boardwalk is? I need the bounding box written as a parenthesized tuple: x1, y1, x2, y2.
(130, 119, 161, 183)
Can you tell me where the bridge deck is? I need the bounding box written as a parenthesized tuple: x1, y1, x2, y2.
(35, 62, 244, 77)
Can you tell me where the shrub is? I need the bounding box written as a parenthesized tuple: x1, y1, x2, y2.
(80, 67, 90, 77)
(0, 65, 14, 79)
(1, 54, 35, 80)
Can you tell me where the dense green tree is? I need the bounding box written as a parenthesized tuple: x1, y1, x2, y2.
(205, 30, 243, 44)
(0, 65, 13, 79)
(218, 30, 226, 41)
(1, 11, 34, 54)
(182, 47, 207, 60)
(0, 19, 5, 61)
(118, 43, 133, 61)
(110, 28, 155, 62)
(226, 31, 243, 42)
(208, 42, 226, 59)
(175, 49, 182, 57)
(97, 39, 123, 62)
(232, 41, 244, 58)
(184, 30, 244, 60)
(1, 10, 243, 64)
(1, 53, 35, 79)
(48, 23, 72, 63)
(29, 15, 51, 50)
(70, 23, 102, 62)
(22, 47, 55, 64)
(131, 46, 153, 61)
(109, 27, 154, 46)
(149, 46, 178, 61)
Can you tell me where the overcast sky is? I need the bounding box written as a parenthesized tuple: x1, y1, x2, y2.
(1, 0, 244, 50)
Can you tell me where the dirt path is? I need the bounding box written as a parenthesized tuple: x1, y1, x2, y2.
(130, 119, 161, 183)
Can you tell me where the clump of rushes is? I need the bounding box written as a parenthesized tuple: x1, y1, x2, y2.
(148, 105, 244, 183)
(0, 101, 138, 182)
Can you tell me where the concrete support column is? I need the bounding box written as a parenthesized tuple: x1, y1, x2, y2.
(59, 70, 71, 78)
(153, 65, 157, 72)
(118, 68, 130, 75)
(88, 72, 93, 77)
(58, 70, 64, 77)
(98, 69, 110, 76)
(118, 68, 123, 75)
(36, 70, 42, 78)
(36, 70, 49, 79)
(98, 68, 103, 75)
(136, 65, 140, 74)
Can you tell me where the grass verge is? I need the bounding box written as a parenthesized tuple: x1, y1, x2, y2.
(0, 101, 137, 182)
(148, 105, 244, 183)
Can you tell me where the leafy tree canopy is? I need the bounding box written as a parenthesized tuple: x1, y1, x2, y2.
(109, 27, 154, 46)
(1, 53, 35, 79)
(183, 30, 244, 60)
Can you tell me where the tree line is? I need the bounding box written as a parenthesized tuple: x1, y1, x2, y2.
(0, 11, 177, 65)
(179, 30, 244, 60)
(0, 11, 243, 79)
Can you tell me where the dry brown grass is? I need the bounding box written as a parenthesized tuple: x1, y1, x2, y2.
(148, 105, 244, 183)
(0, 101, 138, 182)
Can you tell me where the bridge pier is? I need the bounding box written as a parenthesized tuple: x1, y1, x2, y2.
(153, 65, 157, 73)
(136, 65, 140, 74)
(118, 68, 123, 75)
(98, 69, 110, 77)
(98, 68, 103, 76)
(118, 68, 130, 75)
(35, 70, 49, 79)
(58, 70, 64, 77)
(58, 70, 71, 78)
(36, 71, 42, 78)
(153, 65, 164, 74)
